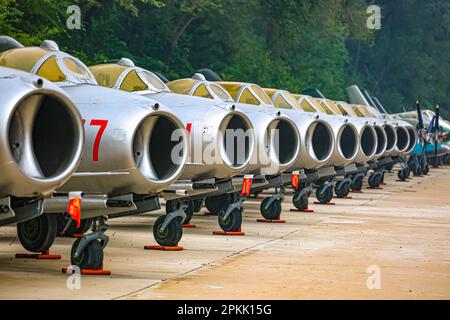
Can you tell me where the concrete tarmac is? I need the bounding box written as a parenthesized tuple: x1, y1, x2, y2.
(0, 167, 449, 299)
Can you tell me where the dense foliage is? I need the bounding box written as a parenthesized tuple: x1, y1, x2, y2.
(1, 0, 449, 117)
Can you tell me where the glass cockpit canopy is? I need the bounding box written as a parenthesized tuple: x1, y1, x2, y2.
(89, 63, 170, 93)
(353, 104, 382, 118)
(89, 63, 127, 88)
(167, 78, 234, 102)
(218, 82, 273, 106)
(264, 88, 300, 110)
(293, 94, 322, 113)
(168, 78, 203, 96)
(0, 47, 96, 84)
(334, 101, 357, 117)
(352, 104, 372, 118)
(323, 99, 341, 115)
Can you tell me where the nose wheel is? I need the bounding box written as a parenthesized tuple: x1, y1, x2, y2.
(260, 198, 282, 220)
(218, 206, 243, 232)
(368, 170, 383, 188)
(397, 161, 410, 181)
(17, 214, 57, 253)
(153, 204, 186, 247)
(413, 165, 422, 176)
(334, 178, 351, 198)
(218, 195, 244, 232)
(70, 217, 109, 270)
(315, 182, 334, 204)
(292, 183, 311, 210)
(350, 173, 364, 191)
(71, 238, 103, 270)
(153, 215, 183, 247)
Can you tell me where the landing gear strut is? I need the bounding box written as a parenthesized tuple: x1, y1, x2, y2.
(205, 193, 233, 215)
(421, 155, 430, 174)
(384, 163, 394, 172)
(165, 199, 194, 225)
(71, 216, 109, 270)
(57, 214, 93, 237)
(17, 214, 57, 253)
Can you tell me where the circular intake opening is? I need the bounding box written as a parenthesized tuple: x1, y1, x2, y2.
(134, 114, 185, 182)
(8, 93, 80, 179)
(384, 124, 396, 151)
(222, 114, 252, 168)
(360, 126, 376, 157)
(396, 127, 409, 151)
(339, 124, 358, 160)
(406, 127, 416, 152)
(267, 119, 299, 165)
(374, 126, 387, 155)
(308, 121, 333, 161)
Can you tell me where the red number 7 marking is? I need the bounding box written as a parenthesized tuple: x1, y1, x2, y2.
(90, 119, 108, 161)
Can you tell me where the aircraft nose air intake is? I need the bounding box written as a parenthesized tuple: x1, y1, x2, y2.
(8, 93, 83, 181)
(384, 124, 397, 152)
(308, 121, 333, 162)
(396, 126, 409, 152)
(267, 118, 299, 166)
(221, 113, 254, 169)
(133, 113, 187, 184)
(405, 126, 417, 153)
(360, 126, 377, 158)
(374, 125, 387, 156)
(338, 124, 358, 160)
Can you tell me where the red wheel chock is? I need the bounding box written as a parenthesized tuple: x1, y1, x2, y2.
(144, 245, 184, 251)
(350, 189, 364, 193)
(367, 186, 383, 190)
(182, 224, 197, 228)
(15, 250, 61, 260)
(256, 218, 286, 223)
(213, 228, 245, 236)
(313, 201, 336, 205)
(290, 208, 315, 213)
(62, 267, 111, 276)
(335, 196, 353, 199)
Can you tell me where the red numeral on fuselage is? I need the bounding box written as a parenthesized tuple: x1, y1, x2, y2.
(82, 119, 108, 162)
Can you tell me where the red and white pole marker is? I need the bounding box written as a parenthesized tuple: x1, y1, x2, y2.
(241, 175, 254, 197)
(67, 191, 83, 228)
(291, 171, 300, 190)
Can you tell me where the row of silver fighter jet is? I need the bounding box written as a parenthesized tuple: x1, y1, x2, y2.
(0, 36, 418, 270)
